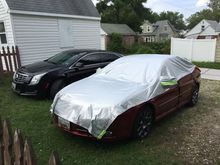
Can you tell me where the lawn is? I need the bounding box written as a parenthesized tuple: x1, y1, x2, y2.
(0, 74, 220, 165)
(193, 62, 220, 69)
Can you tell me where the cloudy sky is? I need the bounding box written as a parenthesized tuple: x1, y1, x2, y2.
(92, 0, 210, 19)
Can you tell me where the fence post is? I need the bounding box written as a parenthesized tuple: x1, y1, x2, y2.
(2, 119, 13, 165)
(48, 151, 60, 165)
(15, 46, 21, 68)
(2, 47, 10, 72)
(14, 129, 24, 165)
(12, 46, 18, 71)
(0, 53, 3, 76)
(0, 116, 3, 165)
(23, 138, 37, 165)
(7, 46, 13, 73)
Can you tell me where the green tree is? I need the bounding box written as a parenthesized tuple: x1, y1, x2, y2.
(208, 0, 220, 21)
(157, 11, 186, 30)
(97, 0, 152, 32)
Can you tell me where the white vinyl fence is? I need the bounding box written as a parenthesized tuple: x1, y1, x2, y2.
(171, 38, 217, 62)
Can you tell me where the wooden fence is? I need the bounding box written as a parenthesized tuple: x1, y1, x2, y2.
(0, 46, 21, 76)
(0, 117, 61, 165)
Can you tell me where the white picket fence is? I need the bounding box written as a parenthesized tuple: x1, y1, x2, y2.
(171, 38, 217, 62)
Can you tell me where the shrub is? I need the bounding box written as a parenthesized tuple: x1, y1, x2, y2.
(135, 46, 156, 54)
(107, 34, 171, 55)
(107, 33, 125, 53)
(160, 40, 171, 54)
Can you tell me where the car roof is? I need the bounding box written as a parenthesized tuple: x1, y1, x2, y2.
(63, 49, 123, 56)
(100, 54, 195, 84)
(118, 54, 177, 66)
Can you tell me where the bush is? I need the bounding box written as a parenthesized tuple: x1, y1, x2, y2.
(135, 46, 156, 54)
(160, 42, 171, 54)
(107, 34, 171, 55)
(107, 33, 125, 53)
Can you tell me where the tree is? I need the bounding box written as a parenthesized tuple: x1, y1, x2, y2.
(96, 0, 153, 32)
(157, 11, 186, 30)
(208, 0, 220, 21)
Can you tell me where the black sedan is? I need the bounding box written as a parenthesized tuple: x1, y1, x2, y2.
(12, 49, 123, 98)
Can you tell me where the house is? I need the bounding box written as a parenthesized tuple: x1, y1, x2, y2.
(139, 20, 179, 43)
(0, 0, 101, 65)
(101, 23, 136, 50)
(185, 19, 220, 39)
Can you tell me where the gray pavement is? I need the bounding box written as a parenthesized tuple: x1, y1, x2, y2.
(200, 68, 220, 81)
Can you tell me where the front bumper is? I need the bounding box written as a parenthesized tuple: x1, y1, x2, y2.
(52, 114, 118, 141)
(11, 82, 39, 96)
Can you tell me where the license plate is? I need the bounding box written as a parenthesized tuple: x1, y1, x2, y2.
(12, 82, 16, 90)
(58, 117, 70, 130)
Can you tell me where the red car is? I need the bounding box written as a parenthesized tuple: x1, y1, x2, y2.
(51, 55, 201, 141)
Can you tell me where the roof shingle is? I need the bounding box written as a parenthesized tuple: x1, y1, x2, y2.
(101, 23, 136, 35)
(5, 0, 100, 17)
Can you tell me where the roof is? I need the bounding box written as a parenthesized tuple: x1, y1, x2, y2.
(206, 20, 219, 30)
(101, 23, 136, 35)
(154, 20, 177, 33)
(141, 20, 177, 36)
(216, 23, 220, 32)
(5, 0, 100, 18)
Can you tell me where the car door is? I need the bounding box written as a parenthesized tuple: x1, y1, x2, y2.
(152, 84, 179, 119)
(178, 74, 194, 107)
(66, 53, 104, 83)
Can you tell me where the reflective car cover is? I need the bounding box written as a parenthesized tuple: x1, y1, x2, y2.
(50, 55, 195, 138)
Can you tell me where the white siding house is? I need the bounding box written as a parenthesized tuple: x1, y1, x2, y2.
(0, 0, 101, 65)
(185, 19, 220, 39)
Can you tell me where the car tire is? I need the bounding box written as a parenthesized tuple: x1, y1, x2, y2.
(189, 85, 199, 106)
(132, 106, 154, 139)
(50, 79, 66, 99)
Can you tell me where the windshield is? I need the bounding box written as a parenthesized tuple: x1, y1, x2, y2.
(46, 51, 86, 65)
(98, 56, 162, 84)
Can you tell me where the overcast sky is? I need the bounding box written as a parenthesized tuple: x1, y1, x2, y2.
(92, 0, 209, 19)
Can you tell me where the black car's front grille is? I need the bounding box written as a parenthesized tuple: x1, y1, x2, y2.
(14, 72, 30, 83)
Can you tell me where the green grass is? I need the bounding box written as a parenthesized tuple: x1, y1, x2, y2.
(0, 74, 220, 165)
(193, 62, 220, 69)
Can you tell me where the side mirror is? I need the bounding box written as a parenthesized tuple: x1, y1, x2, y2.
(75, 62, 84, 68)
(160, 79, 178, 88)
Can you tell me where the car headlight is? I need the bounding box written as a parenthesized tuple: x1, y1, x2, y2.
(30, 73, 46, 85)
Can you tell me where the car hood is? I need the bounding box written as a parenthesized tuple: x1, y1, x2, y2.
(18, 61, 62, 74)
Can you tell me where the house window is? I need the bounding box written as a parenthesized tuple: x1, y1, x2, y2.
(147, 26, 150, 32)
(0, 22, 7, 44)
(201, 25, 205, 31)
(164, 25, 168, 31)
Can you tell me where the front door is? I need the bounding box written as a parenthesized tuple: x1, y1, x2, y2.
(153, 85, 179, 119)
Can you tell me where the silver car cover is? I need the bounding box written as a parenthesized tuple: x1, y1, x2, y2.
(50, 55, 195, 139)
